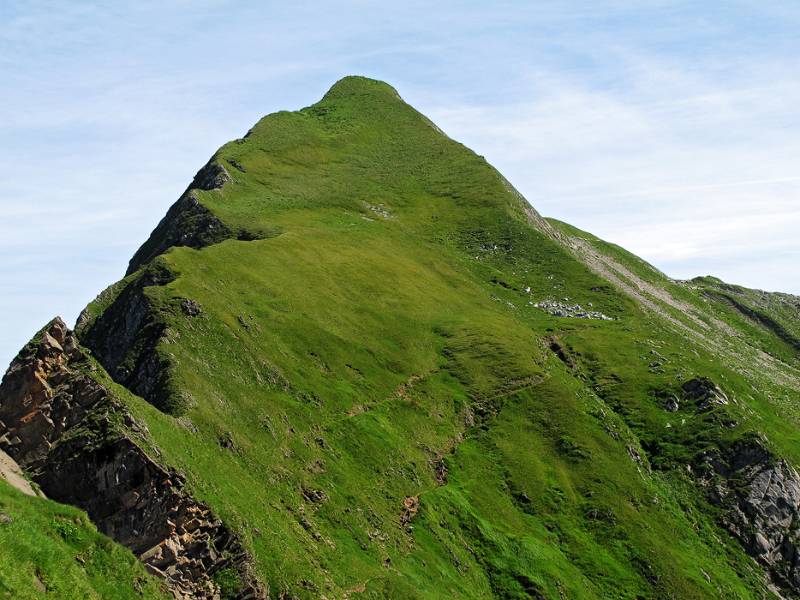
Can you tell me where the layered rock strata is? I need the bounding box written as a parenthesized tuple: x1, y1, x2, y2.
(0, 318, 264, 600)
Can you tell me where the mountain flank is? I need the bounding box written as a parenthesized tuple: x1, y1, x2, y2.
(2, 76, 800, 599)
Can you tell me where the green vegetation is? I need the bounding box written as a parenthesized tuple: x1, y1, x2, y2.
(67, 76, 799, 597)
(0, 480, 167, 600)
(212, 568, 242, 600)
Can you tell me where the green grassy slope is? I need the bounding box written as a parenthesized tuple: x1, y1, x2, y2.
(548, 219, 800, 369)
(72, 76, 799, 598)
(547, 219, 800, 465)
(0, 480, 168, 600)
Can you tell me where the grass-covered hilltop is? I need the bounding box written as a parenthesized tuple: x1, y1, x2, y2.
(2, 76, 800, 599)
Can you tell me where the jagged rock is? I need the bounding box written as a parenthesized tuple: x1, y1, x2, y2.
(301, 487, 327, 504)
(682, 377, 730, 411)
(78, 264, 181, 415)
(191, 160, 231, 191)
(400, 496, 419, 526)
(698, 437, 800, 594)
(126, 159, 236, 276)
(126, 159, 270, 276)
(180, 299, 203, 317)
(218, 432, 235, 450)
(127, 192, 234, 276)
(0, 318, 265, 600)
(432, 457, 448, 485)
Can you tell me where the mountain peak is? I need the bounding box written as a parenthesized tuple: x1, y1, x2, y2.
(125, 75, 539, 279)
(321, 75, 403, 102)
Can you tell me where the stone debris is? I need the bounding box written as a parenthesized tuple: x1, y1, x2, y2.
(533, 299, 614, 320)
(433, 457, 448, 485)
(365, 203, 392, 218)
(301, 487, 328, 504)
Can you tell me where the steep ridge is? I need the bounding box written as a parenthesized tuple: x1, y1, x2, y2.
(126, 161, 235, 276)
(0, 318, 263, 599)
(2, 76, 800, 598)
(548, 219, 800, 388)
(691, 276, 800, 358)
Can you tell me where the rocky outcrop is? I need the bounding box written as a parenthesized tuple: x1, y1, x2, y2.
(126, 160, 234, 276)
(127, 193, 233, 277)
(0, 318, 264, 600)
(79, 262, 184, 415)
(191, 161, 232, 192)
(698, 437, 800, 595)
(39, 433, 262, 599)
(0, 318, 89, 469)
(681, 377, 730, 411)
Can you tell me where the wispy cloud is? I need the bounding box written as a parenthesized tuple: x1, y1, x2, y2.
(1, 1, 798, 369)
(422, 42, 800, 294)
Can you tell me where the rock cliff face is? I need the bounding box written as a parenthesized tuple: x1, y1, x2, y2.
(78, 262, 181, 414)
(0, 318, 264, 599)
(126, 160, 234, 276)
(0, 318, 88, 469)
(701, 437, 800, 594)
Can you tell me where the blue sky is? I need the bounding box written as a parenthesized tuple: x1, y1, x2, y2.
(2, 1, 799, 369)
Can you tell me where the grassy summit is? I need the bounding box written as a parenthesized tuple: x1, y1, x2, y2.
(26, 76, 800, 597)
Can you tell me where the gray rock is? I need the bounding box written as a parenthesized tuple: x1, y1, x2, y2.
(126, 192, 233, 276)
(682, 377, 729, 410)
(179, 299, 203, 317)
(190, 161, 231, 191)
(699, 437, 800, 594)
(79, 264, 179, 415)
(533, 299, 614, 321)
